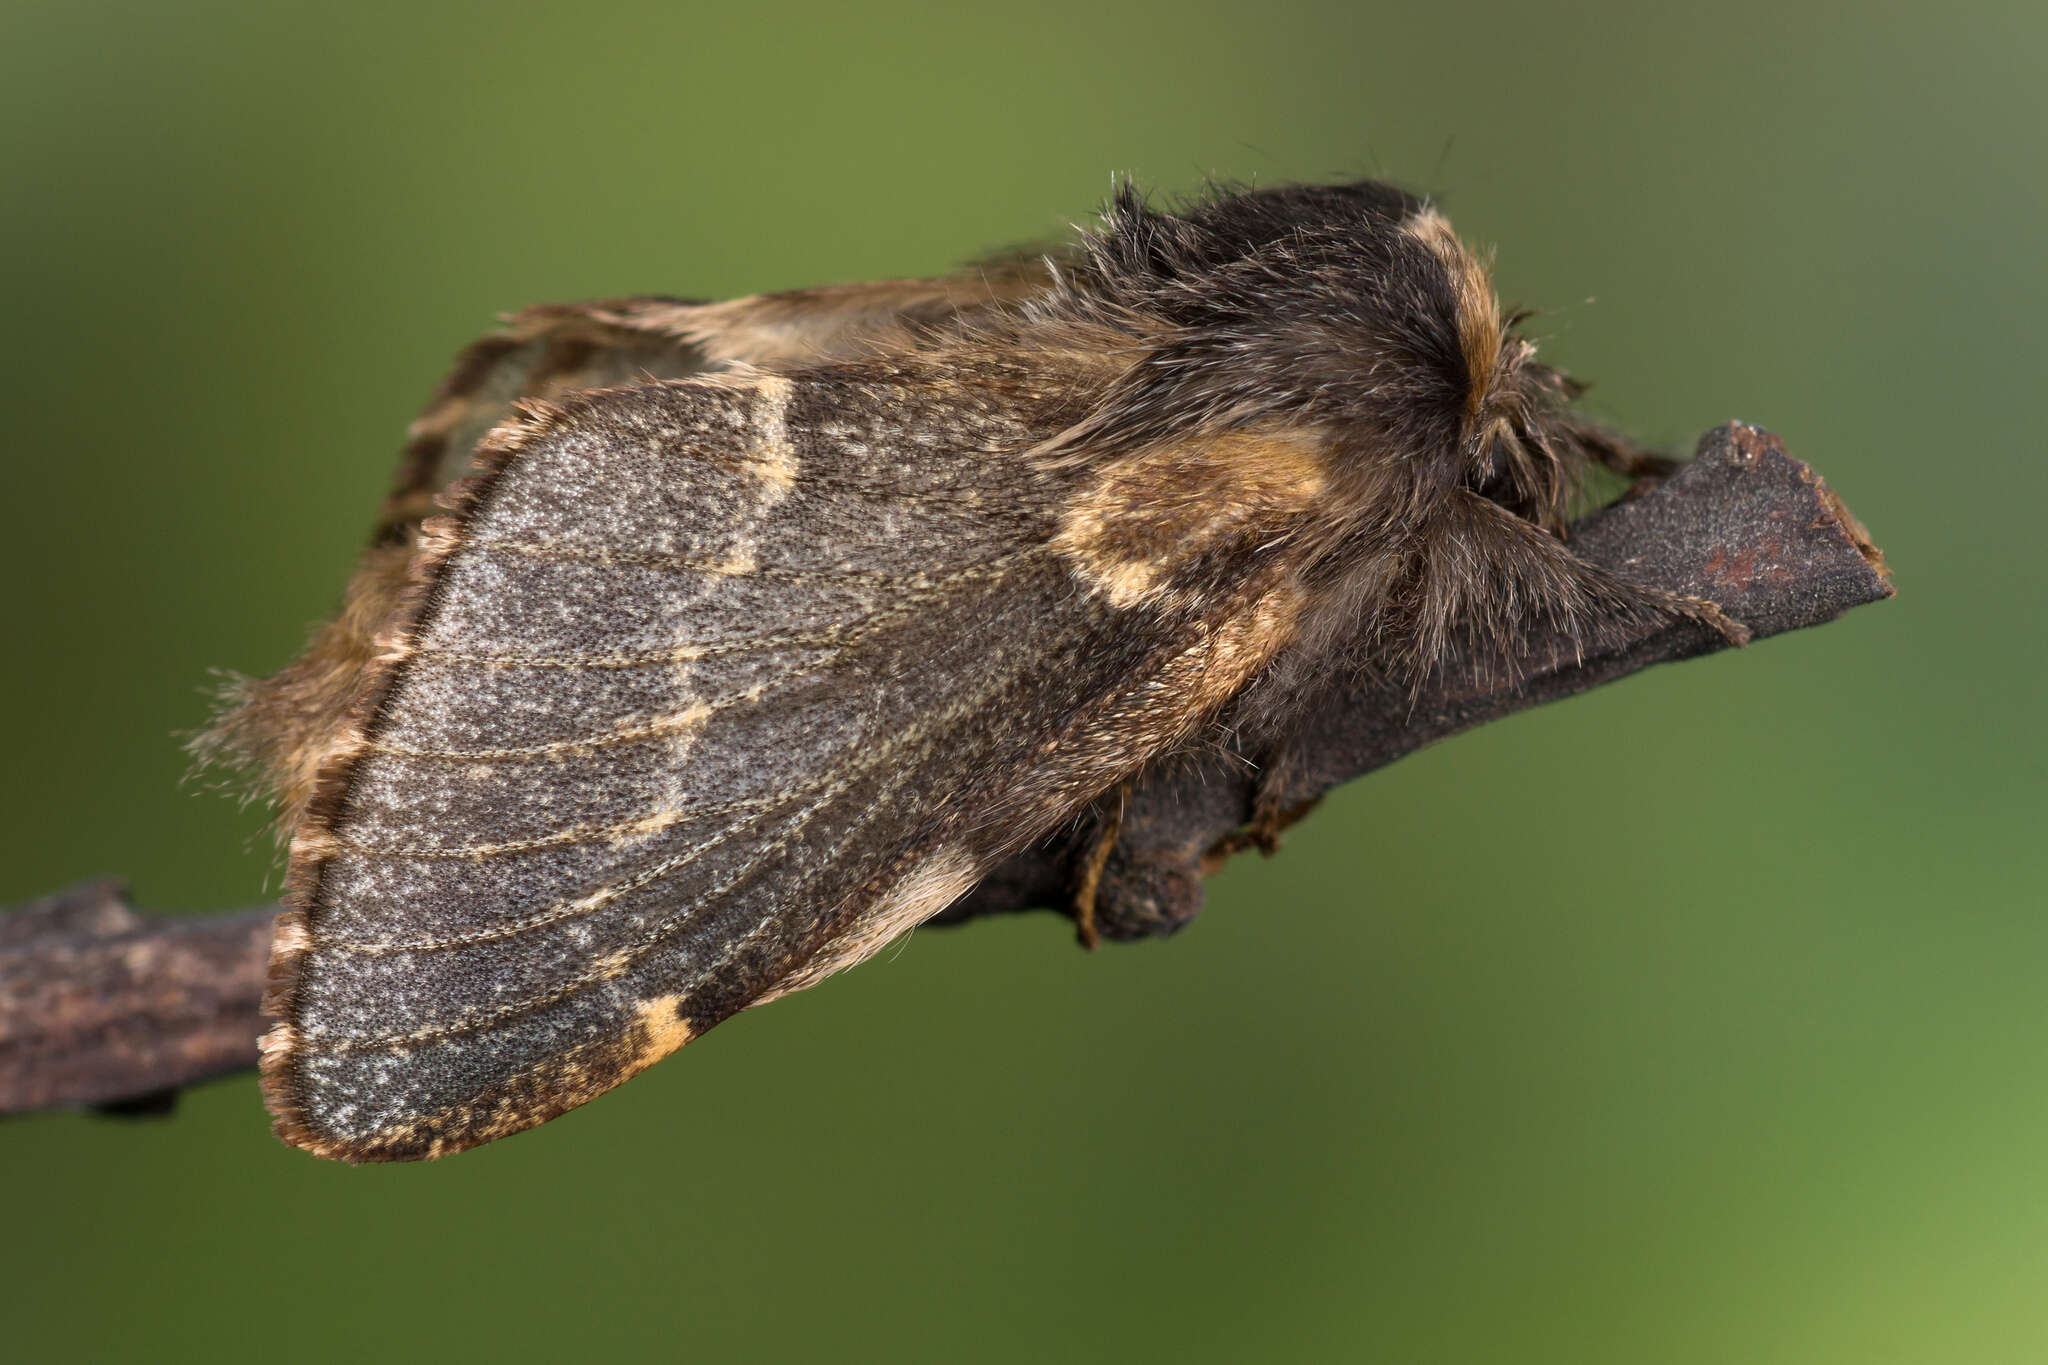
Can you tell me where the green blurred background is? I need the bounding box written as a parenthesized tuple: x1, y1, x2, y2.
(3, 0, 2042, 1360)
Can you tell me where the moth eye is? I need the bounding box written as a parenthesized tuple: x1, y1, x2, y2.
(1469, 440, 1511, 497)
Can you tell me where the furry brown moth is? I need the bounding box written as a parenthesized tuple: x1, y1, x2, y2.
(203, 179, 1747, 1161)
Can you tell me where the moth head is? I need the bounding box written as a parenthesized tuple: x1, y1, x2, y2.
(1047, 181, 1617, 534)
(1394, 206, 1593, 534)
(1460, 338, 1583, 534)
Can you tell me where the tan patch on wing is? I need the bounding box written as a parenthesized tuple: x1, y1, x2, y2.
(1053, 425, 1331, 608)
(1115, 573, 1309, 743)
(753, 844, 984, 1005)
(629, 993, 697, 1070)
(747, 373, 799, 493)
(655, 372, 797, 701)
(1196, 576, 1307, 707)
(1401, 207, 1506, 424)
(711, 544, 758, 577)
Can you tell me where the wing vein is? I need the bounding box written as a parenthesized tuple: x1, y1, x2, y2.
(304, 672, 1003, 1047)
(314, 655, 1021, 960)
(407, 547, 1038, 669)
(467, 536, 1004, 586)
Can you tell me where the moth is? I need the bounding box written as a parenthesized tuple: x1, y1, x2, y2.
(203, 179, 1745, 1161)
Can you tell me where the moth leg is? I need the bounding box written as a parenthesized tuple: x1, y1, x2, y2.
(1242, 744, 1323, 855)
(1557, 416, 1681, 481)
(1438, 490, 1752, 663)
(1069, 783, 1130, 951)
(1629, 583, 1751, 646)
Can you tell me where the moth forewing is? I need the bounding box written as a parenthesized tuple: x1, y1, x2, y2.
(262, 359, 1324, 1161)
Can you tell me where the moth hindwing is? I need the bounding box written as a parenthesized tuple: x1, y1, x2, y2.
(227, 178, 1733, 1160)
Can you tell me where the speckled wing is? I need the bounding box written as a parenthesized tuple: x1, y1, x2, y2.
(382, 270, 1058, 541)
(264, 360, 1313, 1161)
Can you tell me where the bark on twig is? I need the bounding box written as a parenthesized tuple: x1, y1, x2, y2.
(0, 882, 273, 1116)
(0, 423, 1891, 1118)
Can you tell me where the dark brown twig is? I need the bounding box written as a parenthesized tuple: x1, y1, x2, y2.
(0, 423, 1891, 1118)
(0, 882, 273, 1117)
